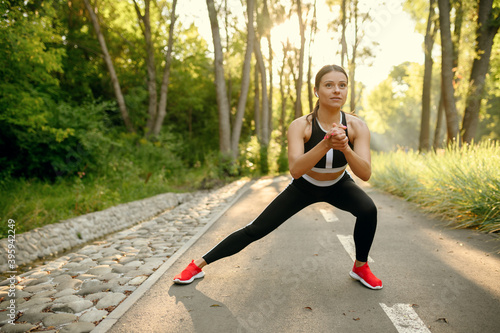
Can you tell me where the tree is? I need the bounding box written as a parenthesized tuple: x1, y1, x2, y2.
(254, 38, 270, 173)
(340, 0, 348, 67)
(328, 0, 376, 113)
(307, 0, 318, 114)
(432, 0, 464, 148)
(294, 0, 307, 119)
(206, 0, 232, 154)
(346, 0, 376, 113)
(433, 97, 446, 149)
(153, 0, 178, 136)
(461, 0, 500, 143)
(254, 2, 270, 148)
(348, 0, 359, 113)
(83, 0, 134, 132)
(261, 0, 274, 144)
(253, 0, 270, 172)
(437, 0, 460, 143)
(326, 0, 348, 67)
(278, 41, 294, 172)
(133, 0, 157, 134)
(231, 0, 255, 158)
(477, 35, 500, 140)
(0, 2, 65, 177)
(133, 0, 178, 136)
(419, 0, 438, 152)
(364, 63, 424, 150)
(206, 0, 255, 158)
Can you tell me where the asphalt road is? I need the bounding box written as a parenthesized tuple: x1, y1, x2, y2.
(106, 176, 500, 333)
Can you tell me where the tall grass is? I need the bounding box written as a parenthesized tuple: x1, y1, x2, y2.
(370, 141, 500, 233)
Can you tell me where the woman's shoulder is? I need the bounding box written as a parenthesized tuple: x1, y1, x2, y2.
(345, 112, 367, 128)
(288, 114, 312, 140)
(289, 114, 311, 129)
(344, 112, 369, 138)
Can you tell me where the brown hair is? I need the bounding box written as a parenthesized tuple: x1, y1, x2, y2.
(308, 65, 349, 122)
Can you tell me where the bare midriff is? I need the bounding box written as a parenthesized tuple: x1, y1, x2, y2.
(306, 167, 346, 181)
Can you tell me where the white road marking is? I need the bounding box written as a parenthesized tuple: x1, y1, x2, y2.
(379, 303, 431, 333)
(319, 209, 339, 222)
(337, 234, 374, 263)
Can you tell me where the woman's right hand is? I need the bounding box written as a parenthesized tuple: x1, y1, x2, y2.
(324, 123, 349, 151)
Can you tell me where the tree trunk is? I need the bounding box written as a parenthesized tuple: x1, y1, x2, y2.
(255, 34, 270, 174)
(224, 0, 232, 113)
(419, 0, 437, 152)
(278, 49, 289, 172)
(153, 0, 178, 136)
(349, 0, 358, 113)
(307, 54, 314, 114)
(307, 0, 317, 114)
(294, 0, 306, 119)
(206, 0, 231, 154)
(267, 35, 273, 142)
(433, 92, 445, 149)
(133, 0, 157, 134)
(437, 0, 460, 143)
(340, 0, 348, 68)
(254, 37, 269, 145)
(452, 0, 463, 88)
(279, 44, 289, 147)
(254, 62, 261, 140)
(462, 0, 499, 143)
(264, 0, 273, 142)
(83, 0, 134, 132)
(230, 0, 255, 158)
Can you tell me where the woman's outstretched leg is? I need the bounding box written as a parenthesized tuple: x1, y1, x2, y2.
(173, 181, 314, 284)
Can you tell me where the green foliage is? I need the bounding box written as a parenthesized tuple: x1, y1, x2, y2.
(370, 141, 500, 233)
(277, 147, 289, 173)
(0, 2, 66, 178)
(1, 99, 115, 179)
(0, 128, 187, 238)
(165, 27, 220, 166)
(479, 33, 500, 141)
(362, 62, 439, 151)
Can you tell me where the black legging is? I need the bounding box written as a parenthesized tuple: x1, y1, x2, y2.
(203, 173, 377, 264)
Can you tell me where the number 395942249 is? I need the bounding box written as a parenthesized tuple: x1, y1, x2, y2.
(7, 219, 16, 270)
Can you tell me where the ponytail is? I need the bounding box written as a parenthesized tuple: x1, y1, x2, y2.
(306, 100, 320, 123)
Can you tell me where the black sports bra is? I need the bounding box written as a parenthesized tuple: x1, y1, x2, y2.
(303, 111, 354, 173)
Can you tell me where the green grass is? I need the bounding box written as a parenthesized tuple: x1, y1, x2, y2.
(0, 171, 183, 239)
(370, 140, 500, 233)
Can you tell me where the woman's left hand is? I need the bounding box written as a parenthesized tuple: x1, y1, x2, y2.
(324, 123, 349, 152)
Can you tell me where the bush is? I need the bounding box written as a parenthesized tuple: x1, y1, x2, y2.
(1, 100, 115, 180)
(371, 141, 500, 233)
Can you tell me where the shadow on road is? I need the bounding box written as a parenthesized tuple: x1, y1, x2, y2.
(168, 281, 246, 333)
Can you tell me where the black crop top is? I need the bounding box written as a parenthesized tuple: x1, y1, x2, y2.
(303, 111, 354, 172)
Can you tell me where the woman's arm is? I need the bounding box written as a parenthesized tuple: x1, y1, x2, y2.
(337, 117, 372, 181)
(287, 117, 331, 179)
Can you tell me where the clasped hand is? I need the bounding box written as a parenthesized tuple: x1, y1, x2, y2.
(323, 123, 349, 151)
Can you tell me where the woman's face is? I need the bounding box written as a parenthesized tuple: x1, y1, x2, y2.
(315, 71, 348, 109)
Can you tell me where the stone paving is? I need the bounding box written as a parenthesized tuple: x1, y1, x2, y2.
(0, 179, 251, 333)
(0, 192, 187, 273)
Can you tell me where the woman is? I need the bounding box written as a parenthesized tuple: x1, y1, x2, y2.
(173, 64, 382, 290)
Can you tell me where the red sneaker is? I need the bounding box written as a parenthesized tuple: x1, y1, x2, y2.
(173, 260, 205, 284)
(349, 262, 383, 290)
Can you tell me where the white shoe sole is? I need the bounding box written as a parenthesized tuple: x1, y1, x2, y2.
(173, 271, 205, 285)
(349, 271, 383, 290)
